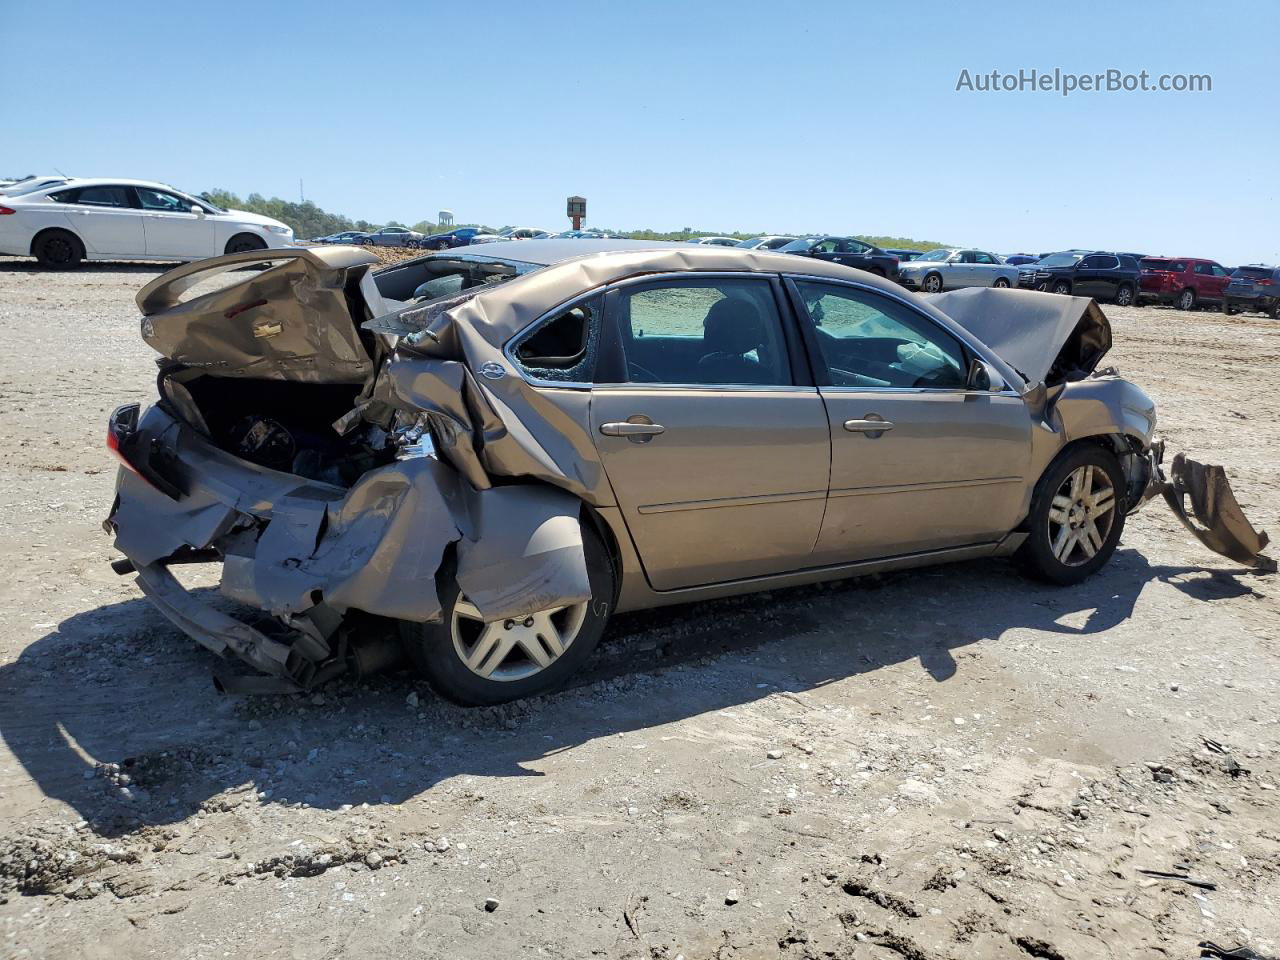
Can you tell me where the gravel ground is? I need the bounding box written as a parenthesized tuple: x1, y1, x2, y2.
(0, 259, 1277, 960)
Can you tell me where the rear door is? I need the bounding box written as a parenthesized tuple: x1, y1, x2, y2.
(135, 186, 216, 258)
(590, 274, 831, 590)
(787, 277, 1032, 563)
(54, 184, 146, 256)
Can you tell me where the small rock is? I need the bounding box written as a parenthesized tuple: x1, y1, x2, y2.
(993, 828, 1010, 842)
(406, 691, 419, 708)
(725, 889, 740, 905)
(766, 750, 784, 760)
(364, 852, 383, 870)
(483, 897, 500, 912)
(435, 837, 450, 852)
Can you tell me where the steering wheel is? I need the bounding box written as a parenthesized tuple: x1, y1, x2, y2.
(627, 361, 660, 383)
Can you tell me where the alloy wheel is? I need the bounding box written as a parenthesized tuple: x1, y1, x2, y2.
(451, 598, 589, 682)
(994, 277, 1010, 288)
(924, 275, 942, 293)
(1116, 286, 1133, 306)
(1046, 465, 1116, 568)
(1180, 290, 1195, 310)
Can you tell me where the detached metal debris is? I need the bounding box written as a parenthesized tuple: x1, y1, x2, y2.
(1162, 452, 1273, 570)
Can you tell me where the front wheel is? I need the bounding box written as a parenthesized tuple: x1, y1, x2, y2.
(401, 523, 614, 706)
(922, 273, 944, 293)
(1018, 445, 1126, 585)
(993, 277, 1010, 288)
(1051, 280, 1072, 296)
(226, 234, 268, 255)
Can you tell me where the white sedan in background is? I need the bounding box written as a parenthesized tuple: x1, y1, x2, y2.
(0, 178, 294, 268)
(897, 248, 1020, 293)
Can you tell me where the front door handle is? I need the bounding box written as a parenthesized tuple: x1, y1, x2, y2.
(600, 419, 665, 442)
(844, 416, 895, 436)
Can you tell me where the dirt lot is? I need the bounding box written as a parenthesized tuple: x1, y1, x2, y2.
(1, 259, 1277, 960)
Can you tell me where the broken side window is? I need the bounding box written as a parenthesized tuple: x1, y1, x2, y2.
(512, 295, 602, 383)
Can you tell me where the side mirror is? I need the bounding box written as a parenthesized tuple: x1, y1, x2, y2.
(190, 204, 205, 217)
(966, 357, 1004, 392)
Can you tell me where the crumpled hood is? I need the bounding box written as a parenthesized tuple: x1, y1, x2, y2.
(924, 286, 1112, 386)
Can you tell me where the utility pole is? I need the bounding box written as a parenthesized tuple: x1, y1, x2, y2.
(299, 178, 304, 203)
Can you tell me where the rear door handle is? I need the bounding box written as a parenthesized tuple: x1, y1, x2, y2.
(600, 420, 665, 441)
(844, 417, 895, 435)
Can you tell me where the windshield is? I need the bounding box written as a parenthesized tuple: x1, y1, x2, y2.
(918, 248, 952, 262)
(1036, 252, 1084, 268)
(736, 237, 765, 248)
(778, 239, 814, 252)
(188, 190, 226, 214)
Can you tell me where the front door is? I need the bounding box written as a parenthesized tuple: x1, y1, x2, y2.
(135, 186, 216, 258)
(787, 278, 1033, 564)
(590, 275, 830, 590)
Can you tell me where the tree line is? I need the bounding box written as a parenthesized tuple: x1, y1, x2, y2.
(199, 189, 942, 250)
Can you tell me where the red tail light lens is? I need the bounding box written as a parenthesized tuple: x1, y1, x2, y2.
(0, 206, 16, 215)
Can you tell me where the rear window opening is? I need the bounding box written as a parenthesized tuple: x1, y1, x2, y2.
(1233, 266, 1275, 279)
(511, 297, 602, 382)
(373, 255, 537, 305)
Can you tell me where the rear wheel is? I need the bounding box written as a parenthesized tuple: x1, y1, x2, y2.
(1018, 445, 1126, 585)
(401, 523, 614, 706)
(1114, 283, 1135, 307)
(1177, 288, 1197, 311)
(33, 229, 83, 269)
(993, 277, 1010, 288)
(1051, 280, 1072, 295)
(922, 273, 944, 293)
(226, 233, 268, 255)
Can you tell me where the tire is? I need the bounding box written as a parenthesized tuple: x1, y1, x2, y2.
(1018, 445, 1126, 586)
(1051, 280, 1072, 296)
(225, 234, 268, 255)
(1114, 283, 1135, 307)
(993, 277, 1010, 288)
(922, 273, 944, 294)
(401, 522, 614, 706)
(1177, 288, 1197, 311)
(1272, 302, 1280, 321)
(33, 229, 83, 269)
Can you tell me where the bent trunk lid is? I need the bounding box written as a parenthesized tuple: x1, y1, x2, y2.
(135, 246, 386, 383)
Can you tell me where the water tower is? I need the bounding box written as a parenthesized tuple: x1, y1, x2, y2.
(438, 209, 454, 228)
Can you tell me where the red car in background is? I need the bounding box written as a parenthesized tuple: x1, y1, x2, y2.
(1138, 257, 1233, 310)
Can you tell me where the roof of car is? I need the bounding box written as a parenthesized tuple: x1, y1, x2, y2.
(406, 239, 917, 347)
(18, 176, 200, 195)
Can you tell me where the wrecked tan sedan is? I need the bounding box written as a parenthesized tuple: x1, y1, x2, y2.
(104, 241, 1269, 704)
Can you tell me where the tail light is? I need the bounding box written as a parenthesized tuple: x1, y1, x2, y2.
(0, 206, 16, 215)
(1256, 277, 1274, 286)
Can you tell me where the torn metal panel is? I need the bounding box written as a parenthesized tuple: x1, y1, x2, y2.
(1162, 453, 1272, 568)
(135, 246, 382, 383)
(455, 485, 592, 622)
(924, 286, 1112, 386)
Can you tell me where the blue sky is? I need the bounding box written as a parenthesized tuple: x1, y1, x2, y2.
(2, 1, 1275, 263)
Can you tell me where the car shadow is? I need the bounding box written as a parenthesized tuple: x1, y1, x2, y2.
(0, 548, 1250, 838)
(0, 258, 171, 274)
